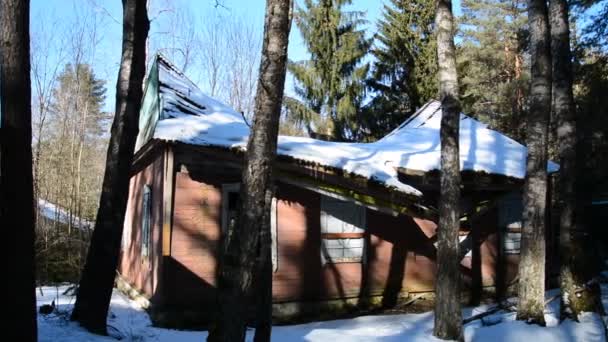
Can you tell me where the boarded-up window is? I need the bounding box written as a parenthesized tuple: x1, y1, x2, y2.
(498, 191, 522, 254)
(503, 232, 521, 254)
(141, 184, 152, 257)
(221, 184, 278, 272)
(320, 196, 366, 263)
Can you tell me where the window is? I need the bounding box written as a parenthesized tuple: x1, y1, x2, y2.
(498, 191, 522, 254)
(221, 184, 241, 235)
(221, 184, 278, 271)
(141, 184, 152, 257)
(320, 196, 366, 263)
(503, 232, 521, 254)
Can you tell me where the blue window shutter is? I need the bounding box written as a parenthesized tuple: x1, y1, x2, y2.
(142, 185, 152, 257)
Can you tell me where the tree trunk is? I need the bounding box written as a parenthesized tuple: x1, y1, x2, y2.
(207, 1, 292, 341)
(253, 188, 274, 342)
(516, 0, 551, 326)
(550, 0, 602, 319)
(433, 0, 463, 340)
(0, 0, 38, 340)
(71, 0, 149, 334)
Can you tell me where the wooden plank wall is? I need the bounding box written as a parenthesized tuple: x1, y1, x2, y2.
(163, 168, 241, 308)
(118, 150, 165, 299)
(160, 169, 517, 305)
(142, 153, 520, 308)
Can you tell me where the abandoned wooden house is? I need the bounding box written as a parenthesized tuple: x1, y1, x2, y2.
(118, 55, 559, 327)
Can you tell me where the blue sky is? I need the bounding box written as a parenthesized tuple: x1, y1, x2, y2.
(30, 0, 462, 112)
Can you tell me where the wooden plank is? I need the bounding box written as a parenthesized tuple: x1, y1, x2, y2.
(278, 175, 426, 219)
(173, 142, 428, 217)
(162, 146, 175, 256)
(321, 233, 365, 239)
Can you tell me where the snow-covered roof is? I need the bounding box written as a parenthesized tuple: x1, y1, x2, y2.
(38, 199, 93, 230)
(151, 56, 557, 197)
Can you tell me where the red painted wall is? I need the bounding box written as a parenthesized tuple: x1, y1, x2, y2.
(120, 153, 520, 310)
(119, 151, 165, 299)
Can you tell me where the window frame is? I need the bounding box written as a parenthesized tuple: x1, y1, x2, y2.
(320, 195, 367, 264)
(221, 183, 279, 272)
(141, 184, 152, 258)
(498, 191, 523, 255)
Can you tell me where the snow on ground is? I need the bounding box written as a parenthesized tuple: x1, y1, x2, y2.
(38, 199, 93, 230)
(37, 284, 608, 341)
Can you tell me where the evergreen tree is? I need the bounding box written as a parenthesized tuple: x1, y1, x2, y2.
(434, 0, 463, 339)
(35, 63, 108, 283)
(50, 64, 108, 137)
(286, 0, 371, 141)
(364, 0, 437, 140)
(550, 0, 604, 319)
(458, 0, 529, 141)
(574, 0, 608, 48)
(516, 0, 551, 325)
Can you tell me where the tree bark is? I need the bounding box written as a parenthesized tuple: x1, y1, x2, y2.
(433, 0, 463, 340)
(71, 0, 149, 334)
(253, 188, 275, 342)
(516, 0, 551, 326)
(0, 0, 38, 340)
(207, 1, 292, 341)
(550, 0, 601, 319)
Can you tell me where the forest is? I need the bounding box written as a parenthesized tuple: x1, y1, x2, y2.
(2, 0, 608, 341)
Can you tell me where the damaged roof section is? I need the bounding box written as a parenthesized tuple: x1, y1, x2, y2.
(138, 54, 558, 198)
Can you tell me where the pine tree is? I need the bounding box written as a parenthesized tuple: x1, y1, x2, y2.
(434, 0, 463, 339)
(458, 0, 528, 141)
(364, 0, 437, 140)
(551, 0, 604, 319)
(516, 0, 551, 325)
(575, 0, 608, 48)
(286, 0, 371, 141)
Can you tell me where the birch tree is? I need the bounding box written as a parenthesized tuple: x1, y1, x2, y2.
(208, 0, 292, 341)
(71, 0, 149, 334)
(433, 0, 463, 340)
(1, 0, 38, 339)
(516, 0, 552, 325)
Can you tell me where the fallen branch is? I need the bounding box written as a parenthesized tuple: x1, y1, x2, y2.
(463, 295, 560, 325)
(463, 300, 517, 325)
(402, 293, 426, 307)
(463, 305, 504, 325)
(544, 294, 560, 306)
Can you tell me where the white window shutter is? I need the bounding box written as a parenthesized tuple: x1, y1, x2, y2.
(320, 195, 366, 263)
(271, 197, 278, 272)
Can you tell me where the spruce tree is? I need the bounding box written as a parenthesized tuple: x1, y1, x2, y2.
(458, 0, 529, 141)
(364, 0, 437, 140)
(286, 0, 371, 141)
